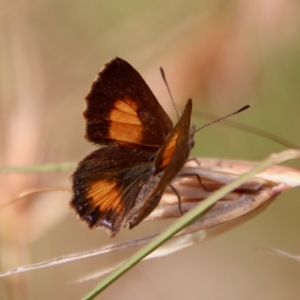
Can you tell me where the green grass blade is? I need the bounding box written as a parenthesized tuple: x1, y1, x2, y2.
(0, 162, 76, 174)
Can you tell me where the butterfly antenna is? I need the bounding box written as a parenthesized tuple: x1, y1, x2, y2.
(160, 67, 179, 120)
(195, 104, 251, 133)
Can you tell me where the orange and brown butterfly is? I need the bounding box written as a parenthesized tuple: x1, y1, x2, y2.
(70, 57, 194, 237)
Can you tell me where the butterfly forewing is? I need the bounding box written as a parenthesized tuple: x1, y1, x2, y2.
(85, 58, 173, 147)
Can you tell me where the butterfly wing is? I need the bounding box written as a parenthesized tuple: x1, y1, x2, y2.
(154, 99, 193, 180)
(85, 57, 173, 147)
(71, 143, 156, 236)
(71, 58, 175, 236)
(127, 99, 194, 228)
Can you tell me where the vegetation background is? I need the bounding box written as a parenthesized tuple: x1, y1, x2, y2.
(1, 1, 300, 299)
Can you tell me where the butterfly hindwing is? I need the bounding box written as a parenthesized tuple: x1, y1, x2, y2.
(71, 143, 156, 236)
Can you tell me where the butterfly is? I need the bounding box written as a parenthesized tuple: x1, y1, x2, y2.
(70, 57, 195, 237)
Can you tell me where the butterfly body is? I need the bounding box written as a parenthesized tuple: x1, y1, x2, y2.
(71, 58, 194, 237)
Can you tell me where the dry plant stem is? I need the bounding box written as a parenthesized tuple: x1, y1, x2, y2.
(82, 149, 300, 300)
(259, 248, 300, 262)
(0, 235, 158, 277)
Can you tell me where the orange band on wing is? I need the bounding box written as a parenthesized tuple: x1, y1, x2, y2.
(110, 98, 141, 125)
(159, 131, 179, 169)
(87, 180, 123, 213)
(109, 122, 143, 144)
(114, 97, 139, 114)
(108, 97, 144, 144)
(110, 109, 141, 124)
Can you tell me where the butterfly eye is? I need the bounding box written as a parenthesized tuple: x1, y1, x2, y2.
(188, 139, 195, 149)
(188, 125, 196, 149)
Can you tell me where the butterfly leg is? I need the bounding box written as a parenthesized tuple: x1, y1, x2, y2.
(177, 172, 212, 192)
(168, 184, 184, 215)
(186, 157, 201, 165)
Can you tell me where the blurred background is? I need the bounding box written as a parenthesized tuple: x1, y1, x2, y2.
(1, 0, 300, 299)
